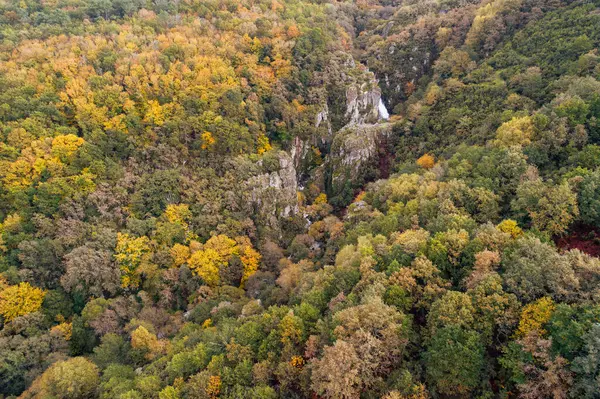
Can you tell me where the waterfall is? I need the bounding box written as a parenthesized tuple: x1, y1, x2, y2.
(378, 98, 390, 120)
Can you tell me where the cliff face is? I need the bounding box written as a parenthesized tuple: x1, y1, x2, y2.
(289, 55, 388, 173)
(306, 61, 393, 204)
(291, 55, 390, 170)
(325, 52, 389, 130)
(344, 81, 382, 126)
(257, 55, 393, 223)
(247, 151, 299, 232)
(327, 123, 394, 206)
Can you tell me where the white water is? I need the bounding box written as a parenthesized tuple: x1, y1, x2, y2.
(378, 99, 390, 120)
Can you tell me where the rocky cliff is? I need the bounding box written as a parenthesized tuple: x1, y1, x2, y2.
(257, 56, 393, 222)
(246, 151, 299, 233)
(327, 123, 394, 206)
(290, 55, 391, 190)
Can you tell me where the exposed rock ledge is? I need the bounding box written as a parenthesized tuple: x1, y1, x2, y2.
(247, 151, 299, 230)
(328, 123, 393, 203)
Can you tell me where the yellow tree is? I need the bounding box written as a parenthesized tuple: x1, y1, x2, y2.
(164, 204, 191, 227)
(237, 236, 261, 286)
(0, 282, 45, 322)
(115, 233, 151, 289)
(497, 219, 523, 239)
(517, 297, 556, 338)
(256, 134, 272, 155)
(417, 154, 435, 169)
(144, 100, 167, 126)
(201, 132, 216, 150)
(170, 243, 191, 268)
(2, 135, 85, 189)
(131, 325, 166, 360)
(494, 116, 534, 147)
(50, 134, 85, 162)
(188, 235, 260, 287)
(188, 247, 223, 287)
(163, 203, 197, 242)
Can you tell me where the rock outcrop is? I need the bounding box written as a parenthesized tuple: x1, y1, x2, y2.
(327, 123, 393, 205)
(325, 52, 389, 128)
(261, 54, 394, 218)
(246, 151, 299, 231)
(289, 53, 392, 192)
(344, 82, 382, 126)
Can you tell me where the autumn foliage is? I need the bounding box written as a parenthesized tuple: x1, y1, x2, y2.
(416, 154, 435, 169)
(0, 0, 600, 398)
(0, 282, 45, 322)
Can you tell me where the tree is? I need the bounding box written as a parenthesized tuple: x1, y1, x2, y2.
(188, 247, 223, 287)
(416, 154, 435, 169)
(51, 134, 85, 162)
(512, 179, 579, 236)
(578, 169, 600, 225)
(86, 0, 115, 19)
(0, 282, 45, 322)
(170, 244, 190, 268)
(394, 229, 430, 255)
(433, 46, 475, 79)
(390, 255, 449, 310)
(92, 333, 130, 369)
(494, 116, 535, 148)
(26, 357, 100, 399)
(563, 250, 600, 301)
(510, 67, 544, 101)
(327, 297, 408, 391)
(427, 291, 476, 336)
(309, 339, 363, 399)
(466, 0, 522, 54)
(114, 233, 151, 289)
(465, 250, 501, 288)
(497, 219, 523, 239)
(546, 304, 600, 361)
(467, 273, 520, 340)
(502, 237, 579, 302)
(516, 297, 555, 338)
(232, 236, 261, 287)
(188, 235, 260, 288)
(61, 246, 120, 298)
(517, 333, 573, 399)
(205, 375, 221, 399)
(0, 311, 68, 396)
(165, 344, 208, 381)
(188, 235, 237, 286)
(17, 238, 65, 290)
(553, 94, 590, 126)
(423, 325, 485, 397)
(130, 326, 165, 361)
(130, 170, 181, 218)
(260, 240, 284, 272)
(570, 324, 600, 398)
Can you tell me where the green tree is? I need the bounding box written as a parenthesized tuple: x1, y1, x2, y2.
(578, 169, 600, 225)
(423, 325, 485, 397)
(570, 324, 600, 398)
(502, 237, 578, 302)
(512, 179, 579, 236)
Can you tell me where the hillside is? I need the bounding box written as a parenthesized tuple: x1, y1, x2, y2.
(1, 0, 600, 398)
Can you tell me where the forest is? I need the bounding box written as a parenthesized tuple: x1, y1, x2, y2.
(1, 0, 600, 398)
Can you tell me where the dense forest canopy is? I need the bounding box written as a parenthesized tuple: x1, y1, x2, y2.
(1, 0, 600, 398)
